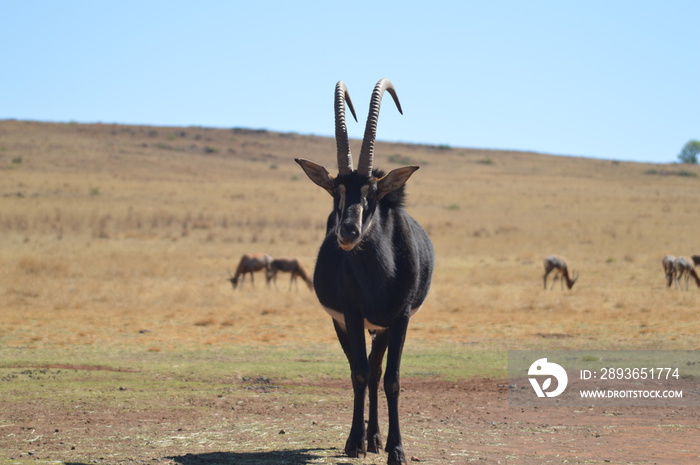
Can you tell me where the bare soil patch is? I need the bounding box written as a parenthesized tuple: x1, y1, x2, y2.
(1, 373, 697, 464)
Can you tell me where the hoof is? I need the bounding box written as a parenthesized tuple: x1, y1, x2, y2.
(386, 445, 406, 465)
(344, 435, 367, 459)
(367, 432, 383, 454)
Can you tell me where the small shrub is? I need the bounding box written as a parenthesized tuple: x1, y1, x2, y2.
(388, 154, 416, 165)
(17, 256, 44, 274)
(644, 168, 698, 178)
(194, 318, 216, 327)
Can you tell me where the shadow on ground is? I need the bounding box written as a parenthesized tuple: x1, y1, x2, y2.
(168, 449, 352, 465)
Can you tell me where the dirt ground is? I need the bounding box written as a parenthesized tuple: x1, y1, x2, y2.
(1, 368, 697, 465)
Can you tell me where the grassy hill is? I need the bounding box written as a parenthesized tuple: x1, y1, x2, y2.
(1, 119, 699, 351)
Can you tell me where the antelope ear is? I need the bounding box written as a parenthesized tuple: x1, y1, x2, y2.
(295, 158, 335, 195)
(377, 166, 419, 200)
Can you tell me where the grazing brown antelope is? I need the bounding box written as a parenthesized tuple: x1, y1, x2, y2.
(662, 255, 676, 288)
(269, 258, 313, 290)
(296, 79, 434, 465)
(543, 255, 578, 290)
(673, 256, 700, 290)
(228, 253, 273, 289)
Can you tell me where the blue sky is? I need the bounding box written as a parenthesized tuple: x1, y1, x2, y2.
(2, 1, 698, 163)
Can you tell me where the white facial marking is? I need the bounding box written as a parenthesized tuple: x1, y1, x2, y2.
(360, 185, 370, 210)
(337, 185, 346, 223)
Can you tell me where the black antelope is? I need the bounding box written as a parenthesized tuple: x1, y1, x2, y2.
(662, 255, 676, 288)
(269, 258, 313, 290)
(543, 255, 578, 290)
(227, 253, 272, 289)
(295, 79, 434, 465)
(673, 256, 700, 290)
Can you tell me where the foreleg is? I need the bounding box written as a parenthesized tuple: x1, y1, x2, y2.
(384, 316, 409, 465)
(333, 318, 369, 458)
(367, 330, 389, 454)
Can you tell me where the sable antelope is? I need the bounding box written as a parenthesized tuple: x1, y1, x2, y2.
(662, 255, 676, 288)
(269, 258, 313, 290)
(227, 253, 272, 289)
(295, 79, 434, 465)
(543, 255, 578, 290)
(673, 256, 700, 290)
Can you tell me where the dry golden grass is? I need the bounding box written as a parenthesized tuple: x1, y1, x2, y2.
(1, 120, 699, 352)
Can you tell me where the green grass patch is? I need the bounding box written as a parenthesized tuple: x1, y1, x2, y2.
(404, 342, 506, 380)
(0, 342, 506, 395)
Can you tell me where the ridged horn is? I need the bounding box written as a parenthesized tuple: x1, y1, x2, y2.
(335, 81, 358, 176)
(357, 78, 403, 177)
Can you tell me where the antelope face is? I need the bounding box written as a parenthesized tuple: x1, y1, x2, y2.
(295, 159, 419, 252)
(333, 173, 378, 251)
(296, 79, 411, 251)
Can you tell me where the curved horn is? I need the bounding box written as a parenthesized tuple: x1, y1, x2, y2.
(335, 81, 358, 176)
(357, 78, 403, 177)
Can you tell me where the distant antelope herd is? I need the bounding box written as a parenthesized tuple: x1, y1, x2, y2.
(662, 255, 700, 290)
(541, 253, 700, 291)
(231, 252, 700, 292)
(228, 253, 313, 291)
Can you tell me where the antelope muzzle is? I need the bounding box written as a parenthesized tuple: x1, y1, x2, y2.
(337, 204, 363, 251)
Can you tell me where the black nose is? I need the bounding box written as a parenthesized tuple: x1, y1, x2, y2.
(340, 223, 360, 241)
